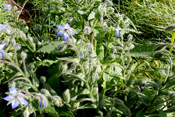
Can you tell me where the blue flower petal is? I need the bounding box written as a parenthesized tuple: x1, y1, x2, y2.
(4, 3, 12, 11)
(63, 33, 69, 41)
(11, 100, 19, 109)
(65, 23, 70, 28)
(115, 32, 120, 37)
(0, 43, 6, 50)
(56, 30, 63, 37)
(3, 95, 13, 101)
(6, 28, 11, 34)
(0, 52, 3, 58)
(141, 84, 145, 87)
(10, 85, 18, 95)
(70, 30, 75, 35)
(80, 54, 82, 58)
(43, 102, 47, 108)
(19, 98, 28, 105)
(39, 102, 42, 108)
(56, 25, 63, 29)
(117, 24, 120, 29)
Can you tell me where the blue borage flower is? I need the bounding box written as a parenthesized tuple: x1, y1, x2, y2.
(39, 101, 47, 108)
(0, 23, 11, 34)
(4, 3, 12, 11)
(0, 42, 7, 58)
(56, 23, 75, 41)
(114, 24, 121, 37)
(141, 84, 145, 91)
(80, 54, 83, 58)
(3, 85, 28, 109)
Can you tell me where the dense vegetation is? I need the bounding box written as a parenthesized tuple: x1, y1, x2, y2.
(0, 0, 175, 116)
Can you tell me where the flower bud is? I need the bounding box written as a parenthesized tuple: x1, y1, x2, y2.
(15, 43, 21, 50)
(29, 63, 35, 69)
(21, 51, 27, 60)
(128, 34, 133, 42)
(129, 43, 134, 50)
(53, 96, 63, 107)
(40, 76, 46, 83)
(13, 6, 18, 11)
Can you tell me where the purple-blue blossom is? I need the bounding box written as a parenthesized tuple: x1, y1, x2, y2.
(0, 42, 7, 58)
(39, 101, 47, 108)
(4, 3, 12, 11)
(0, 23, 11, 34)
(141, 84, 145, 91)
(114, 24, 121, 37)
(56, 23, 75, 41)
(3, 85, 28, 109)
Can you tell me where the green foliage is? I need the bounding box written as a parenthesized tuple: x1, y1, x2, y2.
(1, 0, 175, 116)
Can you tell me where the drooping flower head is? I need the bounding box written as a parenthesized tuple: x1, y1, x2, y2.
(56, 23, 75, 41)
(79, 54, 84, 59)
(4, 3, 12, 11)
(114, 24, 121, 37)
(141, 84, 145, 91)
(39, 101, 47, 108)
(0, 42, 7, 58)
(36, 94, 47, 108)
(3, 85, 28, 109)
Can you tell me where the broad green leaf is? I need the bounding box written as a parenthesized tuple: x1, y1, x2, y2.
(137, 93, 151, 106)
(136, 111, 145, 117)
(35, 59, 59, 67)
(130, 44, 156, 58)
(37, 41, 61, 53)
(114, 98, 131, 116)
(159, 111, 167, 117)
(96, 43, 104, 61)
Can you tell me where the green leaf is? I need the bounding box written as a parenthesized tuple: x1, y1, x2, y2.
(77, 104, 97, 110)
(159, 111, 167, 117)
(35, 59, 59, 67)
(88, 11, 95, 20)
(136, 111, 145, 117)
(57, 57, 80, 63)
(96, 43, 104, 61)
(129, 44, 156, 58)
(97, 94, 105, 110)
(114, 98, 131, 116)
(137, 93, 151, 106)
(37, 41, 61, 53)
(63, 89, 71, 103)
(77, 9, 87, 15)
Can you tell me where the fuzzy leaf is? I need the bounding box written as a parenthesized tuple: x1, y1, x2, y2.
(130, 44, 156, 58)
(37, 41, 61, 53)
